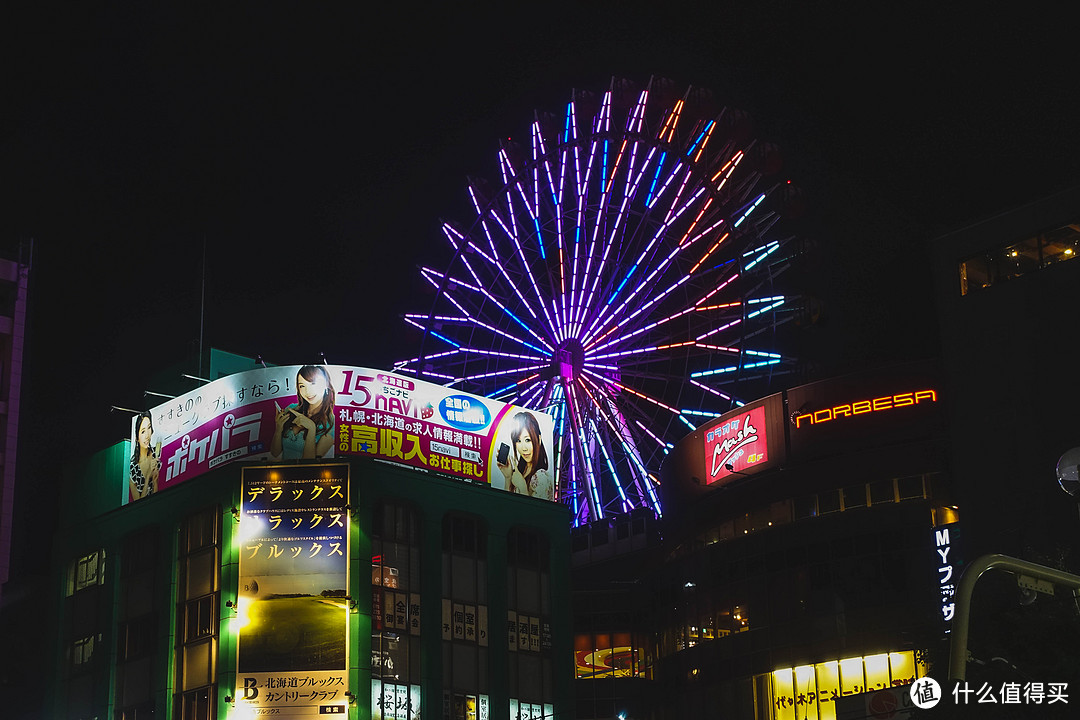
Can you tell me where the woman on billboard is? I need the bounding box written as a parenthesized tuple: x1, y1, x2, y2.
(129, 412, 161, 501)
(496, 411, 553, 501)
(270, 365, 336, 460)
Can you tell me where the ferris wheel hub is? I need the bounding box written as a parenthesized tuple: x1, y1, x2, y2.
(552, 339, 586, 381)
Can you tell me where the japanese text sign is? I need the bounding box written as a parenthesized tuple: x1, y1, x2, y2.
(127, 365, 554, 504)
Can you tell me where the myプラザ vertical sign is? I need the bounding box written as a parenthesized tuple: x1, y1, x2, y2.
(236, 464, 349, 717)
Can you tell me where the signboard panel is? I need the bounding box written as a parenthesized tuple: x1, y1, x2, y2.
(786, 361, 942, 462)
(696, 394, 784, 487)
(127, 365, 554, 504)
(703, 405, 769, 484)
(236, 464, 350, 718)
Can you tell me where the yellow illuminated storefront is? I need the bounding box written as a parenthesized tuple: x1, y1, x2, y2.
(763, 650, 925, 720)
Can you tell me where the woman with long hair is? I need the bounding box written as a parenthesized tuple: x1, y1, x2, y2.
(271, 365, 336, 460)
(129, 412, 161, 500)
(497, 411, 553, 501)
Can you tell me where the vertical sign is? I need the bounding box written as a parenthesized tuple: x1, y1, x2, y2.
(933, 523, 960, 632)
(237, 464, 349, 717)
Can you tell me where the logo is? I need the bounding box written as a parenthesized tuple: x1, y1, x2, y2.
(710, 413, 760, 478)
(440, 395, 492, 431)
(910, 677, 941, 709)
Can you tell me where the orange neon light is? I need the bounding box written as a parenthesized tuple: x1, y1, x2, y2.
(794, 389, 937, 429)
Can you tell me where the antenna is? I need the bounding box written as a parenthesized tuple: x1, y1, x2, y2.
(198, 235, 206, 379)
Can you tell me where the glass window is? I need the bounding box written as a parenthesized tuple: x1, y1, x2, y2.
(1041, 222, 1080, 266)
(72, 634, 96, 665)
(507, 528, 552, 706)
(959, 219, 1080, 294)
(180, 686, 213, 720)
(794, 495, 817, 520)
(869, 477, 896, 505)
(843, 485, 867, 509)
(176, 508, 219, 719)
(69, 550, 106, 595)
(818, 490, 841, 515)
(897, 475, 925, 500)
(373, 500, 421, 701)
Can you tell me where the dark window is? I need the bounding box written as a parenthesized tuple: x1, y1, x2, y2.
(869, 478, 895, 505)
(176, 508, 219, 720)
(897, 475, 925, 500)
(843, 485, 867, 509)
(818, 490, 841, 515)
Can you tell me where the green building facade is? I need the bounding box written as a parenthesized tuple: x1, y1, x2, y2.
(52, 440, 570, 720)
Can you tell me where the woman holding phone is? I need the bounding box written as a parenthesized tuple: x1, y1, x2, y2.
(496, 411, 553, 501)
(270, 365, 336, 460)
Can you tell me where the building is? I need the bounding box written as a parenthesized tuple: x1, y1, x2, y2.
(0, 245, 30, 603)
(570, 360, 950, 720)
(47, 357, 572, 720)
(568, 187, 1080, 720)
(932, 185, 1080, 564)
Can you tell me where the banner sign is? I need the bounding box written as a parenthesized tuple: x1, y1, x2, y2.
(236, 464, 350, 718)
(702, 405, 769, 484)
(127, 365, 554, 504)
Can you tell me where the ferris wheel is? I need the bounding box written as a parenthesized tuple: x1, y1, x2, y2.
(396, 78, 802, 526)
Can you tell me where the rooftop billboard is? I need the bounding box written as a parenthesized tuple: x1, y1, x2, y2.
(127, 365, 554, 505)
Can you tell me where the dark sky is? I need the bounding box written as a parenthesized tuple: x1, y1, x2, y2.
(3, 3, 1078, 460)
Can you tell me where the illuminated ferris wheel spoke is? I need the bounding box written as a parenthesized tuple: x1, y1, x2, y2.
(589, 272, 741, 356)
(582, 183, 708, 343)
(563, 380, 602, 521)
(403, 80, 799, 525)
(581, 378, 659, 513)
(590, 417, 632, 514)
(436, 289, 549, 356)
(422, 266, 550, 352)
(634, 418, 674, 454)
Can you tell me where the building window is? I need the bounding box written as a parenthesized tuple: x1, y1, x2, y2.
(118, 528, 159, 716)
(68, 549, 105, 596)
(64, 547, 109, 719)
(372, 500, 421, 719)
(958, 220, 1080, 295)
(72, 634, 96, 665)
(897, 475, 925, 500)
(869, 477, 896, 505)
(842, 485, 867, 509)
(442, 514, 488, 717)
(762, 650, 927, 720)
(506, 527, 552, 711)
(176, 507, 219, 720)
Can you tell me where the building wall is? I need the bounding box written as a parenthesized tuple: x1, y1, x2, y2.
(931, 186, 1080, 562)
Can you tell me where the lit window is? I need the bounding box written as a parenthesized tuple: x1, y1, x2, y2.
(68, 550, 106, 595)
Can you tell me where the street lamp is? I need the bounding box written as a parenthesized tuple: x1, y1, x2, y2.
(1056, 446, 1080, 500)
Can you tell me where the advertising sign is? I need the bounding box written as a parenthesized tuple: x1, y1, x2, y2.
(702, 404, 769, 485)
(127, 365, 554, 504)
(785, 361, 942, 462)
(236, 464, 350, 718)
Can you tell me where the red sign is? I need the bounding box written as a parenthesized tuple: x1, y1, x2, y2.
(703, 405, 768, 484)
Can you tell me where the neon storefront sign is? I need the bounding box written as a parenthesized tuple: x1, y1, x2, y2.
(704, 405, 768, 484)
(793, 390, 937, 429)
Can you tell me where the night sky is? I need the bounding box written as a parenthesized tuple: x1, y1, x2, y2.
(4, 4, 1078, 466)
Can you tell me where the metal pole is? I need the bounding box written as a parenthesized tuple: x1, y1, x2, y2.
(948, 553, 1080, 680)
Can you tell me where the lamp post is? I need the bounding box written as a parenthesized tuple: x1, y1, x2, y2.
(948, 448, 1080, 680)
